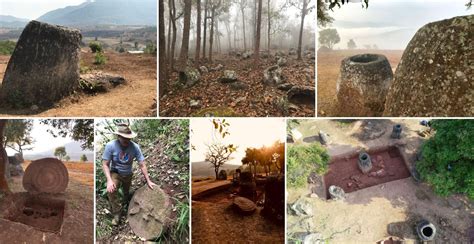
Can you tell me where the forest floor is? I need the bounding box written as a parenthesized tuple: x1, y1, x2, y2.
(287, 119, 473, 243)
(191, 178, 285, 243)
(317, 50, 404, 116)
(0, 161, 94, 243)
(160, 50, 315, 117)
(0, 50, 156, 117)
(95, 138, 189, 243)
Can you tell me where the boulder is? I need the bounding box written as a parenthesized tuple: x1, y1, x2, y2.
(239, 171, 256, 200)
(179, 67, 201, 87)
(232, 196, 256, 214)
(199, 66, 209, 74)
(219, 70, 238, 83)
(358, 152, 373, 174)
(328, 185, 345, 200)
(336, 53, 393, 116)
(0, 21, 81, 108)
(289, 197, 312, 216)
(128, 186, 172, 240)
(217, 169, 227, 180)
(287, 85, 315, 105)
(263, 65, 283, 85)
(210, 64, 224, 71)
(229, 81, 249, 90)
(261, 176, 284, 223)
(277, 57, 287, 66)
(277, 83, 294, 91)
(23, 158, 68, 194)
(9, 165, 23, 177)
(79, 71, 126, 93)
(242, 51, 253, 59)
(384, 15, 473, 116)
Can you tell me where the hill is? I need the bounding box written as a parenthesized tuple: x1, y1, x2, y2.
(192, 161, 241, 178)
(23, 141, 94, 161)
(0, 15, 29, 28)
(37, 0, 157, 27)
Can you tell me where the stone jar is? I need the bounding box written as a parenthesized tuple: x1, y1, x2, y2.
(336, 53, 393, 116)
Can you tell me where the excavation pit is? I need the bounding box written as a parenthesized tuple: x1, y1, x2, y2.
(323, 146, 410, 199)
(5, 194, 65, 233)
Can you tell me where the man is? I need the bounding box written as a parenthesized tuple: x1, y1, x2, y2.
(102, 123, 156, 225)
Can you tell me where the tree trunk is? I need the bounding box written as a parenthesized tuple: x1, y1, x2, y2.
(167, 0, 172, 60)
(225, 20, 232, 51)
(202, 0, 208, 60)
(240, 6, 246, 50)
(215, 166, 219, 179)
(195, 0, 202, 62)
(159, 0, 168, 97)
(178, 0, 192, 70)
(0, 120, 11, 194)
(209, 5, 215, 62)
(254, 0, 262, 64)
(297, 0, 307, 60)
(267, 0, 271, 50)
(170, 0, 177, 70)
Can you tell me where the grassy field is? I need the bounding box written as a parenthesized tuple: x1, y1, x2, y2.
(317, 49, 404, 116)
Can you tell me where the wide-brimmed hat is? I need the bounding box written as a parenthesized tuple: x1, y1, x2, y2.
(114, 123, 137, 139)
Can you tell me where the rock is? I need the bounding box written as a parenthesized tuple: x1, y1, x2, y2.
(288, 48, 297, 55)
(447, 196, 463, 209)
(275, 50, 285, 57)
(277, 83, 294, 91)
(9, 164, 24, 176)
(190, 99, 200, 109)
(23, 158, 68, 194)
(384, 15, 473, 116)
(289, 197, 312, 216)
(179, 67, 201, 86)
(0, 21, 81, 107)
(233, 196, 256, 214)
(210, 64, 224, 71)
(242, 51, 253, 59)
(8, 154, 23, 165)
(287, 85, 315, 105)
(336, 53, 393, 116)
(229, 81, 248, 90)
(328, 185, 345, 200)
(263, 65, 284, 85)
(416, 220, 436, 241)
(199, 66, 208, 73)
(303, 233, 324, 244)
(277, 57, 287, 66)
(219, 70, 238, 83)
(79, 71, 126, 93)
(30, 105, 39, 111)
(358, 152, 373, 174)
(291, 128, 303, 141)
(217, 169, 227, 180)
(319, 130, 330, 145)
(128, 186, 172, 240)
(261, 176, 284, 223)
(239, 171, 256, 200)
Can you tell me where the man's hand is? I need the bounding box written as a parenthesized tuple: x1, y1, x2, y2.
(147, 181, 157, 190)
(106, 180, 116, 193)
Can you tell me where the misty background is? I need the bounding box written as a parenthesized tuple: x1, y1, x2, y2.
(325, 0, 472, 50)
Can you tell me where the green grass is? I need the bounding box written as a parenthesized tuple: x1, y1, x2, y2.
(0, 41, 16, 55)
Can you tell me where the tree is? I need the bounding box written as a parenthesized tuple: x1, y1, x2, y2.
(159, 0, 167, 97)
(0, 120, 11, 194)
(319, 28, 340, 49)
(40, 119, 94, 150)
(416, 120, 474, 200)
(4, 119, 34, 155)
(287, 143, 330, 188)
(347, 39, 356, 49)
(254, 0, 262, 63)
(177, 0, 192, 70)
(290, 0, 314, 60)
(80, 154, 88, 162)
(237, 0, 248, 50)
(195, 0, 202, 61)
(206, 143, 236, 179)
(64, 155, 71, 162)
(54, 146, 67, 161)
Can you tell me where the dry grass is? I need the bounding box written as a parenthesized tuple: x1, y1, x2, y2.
(0, 50, 156, 117)
(22, 160, 94, 186)
(317, 50, 404, 116)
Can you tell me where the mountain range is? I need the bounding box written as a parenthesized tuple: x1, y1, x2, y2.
(0, 15, 29, 28)
(37, 0, 157, 27)
(23, 141, 94, 162)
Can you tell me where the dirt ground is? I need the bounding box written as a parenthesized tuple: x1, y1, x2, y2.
(160, 52, 315, 117)
(288, 119, 473, 243)
(317, 50, 403, 116)
(0, 161, 94, 243)
(192, 180, 284, 243)
(0, 51, 156, 117)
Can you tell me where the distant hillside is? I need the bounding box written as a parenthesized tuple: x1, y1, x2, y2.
(23, 141, 94, 161)
(37, 0, 157, 27)
(0, 15, 29, 28)
(192, 161, 241, 178)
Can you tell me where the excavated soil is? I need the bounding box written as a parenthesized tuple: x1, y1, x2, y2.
(324, 146, 411, 198)
(5, 193, 65, 233)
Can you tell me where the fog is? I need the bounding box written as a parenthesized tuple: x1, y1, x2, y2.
(0, 0, 87, 19)
(325, 0, 472, 50)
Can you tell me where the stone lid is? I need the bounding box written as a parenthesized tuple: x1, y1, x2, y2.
(22, 158, 69, 194)
(127, 185, 172, 240)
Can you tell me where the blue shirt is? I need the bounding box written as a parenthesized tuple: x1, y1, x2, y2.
(102, 140, 145, 175)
